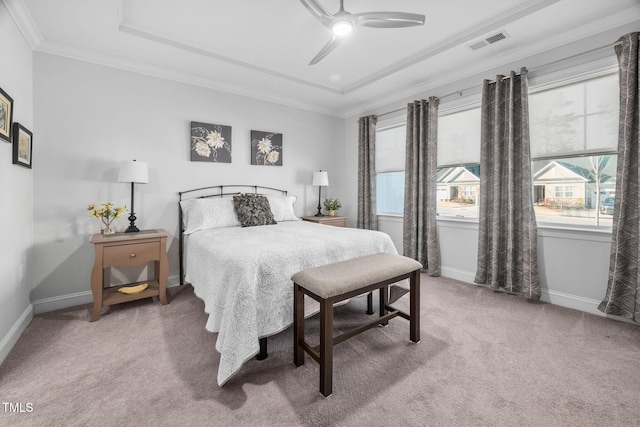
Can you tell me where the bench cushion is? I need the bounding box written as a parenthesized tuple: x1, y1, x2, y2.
(291, 253, 422, 299)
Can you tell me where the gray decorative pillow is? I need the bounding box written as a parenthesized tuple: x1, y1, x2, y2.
(233, 194, 277, 227)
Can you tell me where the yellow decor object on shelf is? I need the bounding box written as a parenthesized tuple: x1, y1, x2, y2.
(118, 283, 148, 295)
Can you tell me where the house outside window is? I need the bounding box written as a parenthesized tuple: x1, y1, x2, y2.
(437, 165, 480, 218)
(530, 72, 619, 227)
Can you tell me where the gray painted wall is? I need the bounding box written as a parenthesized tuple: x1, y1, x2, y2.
(0, 2, 34, 362)
(30, 53, 345, 309)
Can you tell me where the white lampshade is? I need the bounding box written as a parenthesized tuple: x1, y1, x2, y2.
(118, 160, 149, 184)
(312, 170, 329, 187)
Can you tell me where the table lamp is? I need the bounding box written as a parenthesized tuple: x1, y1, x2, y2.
(118, 159, 149, 232)
(312, 170, 329, 217)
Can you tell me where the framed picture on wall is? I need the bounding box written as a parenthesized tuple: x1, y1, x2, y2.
(251, 130, 283, 166)
(190, 121, 232, 163)
(0, 86, 14, 143)
(12, 123, 32, 169)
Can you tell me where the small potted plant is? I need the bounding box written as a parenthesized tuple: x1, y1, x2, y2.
(323, 198, 342, 216)
(88, 202, 126, 235)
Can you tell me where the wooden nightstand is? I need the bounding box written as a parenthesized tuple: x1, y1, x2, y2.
(89, 229, 169, 321)
(302, 216, 347, 227)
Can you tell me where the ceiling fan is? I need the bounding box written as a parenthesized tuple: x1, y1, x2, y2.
(300, 0, 425, 65)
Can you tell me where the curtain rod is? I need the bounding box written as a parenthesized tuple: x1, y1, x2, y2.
(376, 40, 622, 119)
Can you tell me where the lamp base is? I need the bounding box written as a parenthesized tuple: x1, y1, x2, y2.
(314, 213, 325, 217)
(125, 212, 140, 233)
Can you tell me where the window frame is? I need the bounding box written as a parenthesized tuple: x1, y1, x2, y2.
(372, 67, 619, 231)
(529, 70, 619, 230)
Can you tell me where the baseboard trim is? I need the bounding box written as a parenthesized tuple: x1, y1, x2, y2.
(440, 266, 476, 284)
(541, 288, 604, 317)
(0, 304, 33, 365)
(33, 275, 182, 315)
(33, 290, 94, 315)
(440, 267, 608, 318)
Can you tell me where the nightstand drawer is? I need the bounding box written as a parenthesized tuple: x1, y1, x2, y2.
(103, 242, 160, 267)
(302, 216, 347, 227)
(319, 218, 346, 227)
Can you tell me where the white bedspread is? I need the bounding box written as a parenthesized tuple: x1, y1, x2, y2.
(184, 220, 402, 386)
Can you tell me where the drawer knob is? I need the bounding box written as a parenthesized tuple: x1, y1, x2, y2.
(130, 253, 136, 258)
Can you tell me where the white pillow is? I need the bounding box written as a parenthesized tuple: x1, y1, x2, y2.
(266, 195, 299, 222)
(180, 198, 241, 234)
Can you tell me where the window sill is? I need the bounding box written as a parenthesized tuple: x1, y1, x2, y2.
(385, 215, 612, 242)
(537, 223, 612, 242)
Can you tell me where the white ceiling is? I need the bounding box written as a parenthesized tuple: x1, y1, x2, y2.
(6, 0, 640, 117)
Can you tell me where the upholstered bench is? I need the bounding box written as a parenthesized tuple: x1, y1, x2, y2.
(291, 252, 422, 396)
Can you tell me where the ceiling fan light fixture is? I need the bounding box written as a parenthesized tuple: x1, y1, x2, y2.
(331, 19, 354, 36)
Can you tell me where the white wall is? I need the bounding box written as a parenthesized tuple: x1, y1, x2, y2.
(0, 2, 34, 362)
(30, 53, 345, 311)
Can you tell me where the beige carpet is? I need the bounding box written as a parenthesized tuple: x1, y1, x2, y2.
(1, 275, 639, 426)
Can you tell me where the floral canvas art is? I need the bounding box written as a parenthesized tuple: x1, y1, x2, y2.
(191, 121, 232, 163)
(251, 130, 282, 166)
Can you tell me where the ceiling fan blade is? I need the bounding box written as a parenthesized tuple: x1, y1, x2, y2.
(354, 12, 425, 28)
(299, 0, 334, 25)
(309, 35, 342, 65)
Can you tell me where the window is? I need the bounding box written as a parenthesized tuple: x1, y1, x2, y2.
(554, 186, 574, 198)
(437, 107, 481, 218)
(375, 107, 482, 217)
(436, 165, 480, 218)
(376, 171, 405, 215)
(530, 74, 618, 158)
(530, 73, 619, 227)
(373, 71, 618, 228)
(375, 124, 406, 215)
(533, 154, 616, 227)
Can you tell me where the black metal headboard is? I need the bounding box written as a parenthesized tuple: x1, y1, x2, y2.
(178, 185, 288, 285)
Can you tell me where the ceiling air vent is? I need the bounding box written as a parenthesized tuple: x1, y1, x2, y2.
(465, 30, 510, 51)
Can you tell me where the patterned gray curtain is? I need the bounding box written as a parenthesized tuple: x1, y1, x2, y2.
(403, 98, 440, 276)
(599, 32, 640, 322)
(474, 68, 541, 300)
(357, 115, 378, 230)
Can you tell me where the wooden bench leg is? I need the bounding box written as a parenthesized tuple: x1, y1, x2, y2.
(366, 292, 374, 315)
(319, 299, 333, 397)
(294, 283, 305, 367)
(379, 285, 389, 326)
(410, 271, 420, 343)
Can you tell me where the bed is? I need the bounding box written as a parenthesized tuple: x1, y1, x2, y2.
(178, 185, 405, 386)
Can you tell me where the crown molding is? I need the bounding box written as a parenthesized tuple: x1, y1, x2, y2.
(8, 0, 638, 120)
(2, 0, 42, 49)
(35, 40, 345, 118)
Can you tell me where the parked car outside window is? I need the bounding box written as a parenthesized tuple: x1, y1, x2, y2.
(600, 197, 615, 215)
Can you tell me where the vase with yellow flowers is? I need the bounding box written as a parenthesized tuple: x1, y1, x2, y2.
(88, 202, 126, 235)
